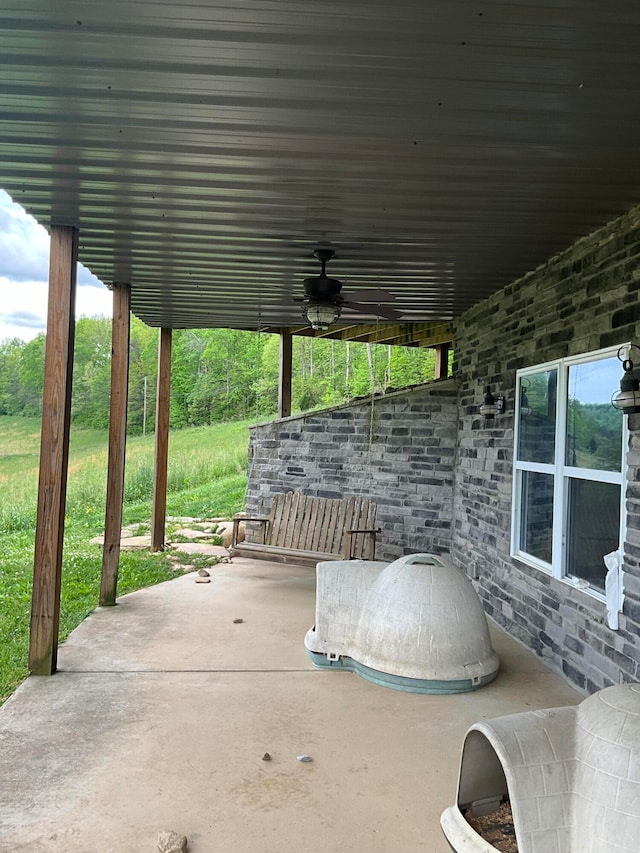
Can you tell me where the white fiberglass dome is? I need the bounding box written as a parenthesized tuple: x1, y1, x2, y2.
(305, 553, 499, 693)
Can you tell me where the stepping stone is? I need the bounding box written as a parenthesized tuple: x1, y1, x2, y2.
(119, 535, 152, 550)
(173, 527, 212, 540)
(90, 529, 147, 547)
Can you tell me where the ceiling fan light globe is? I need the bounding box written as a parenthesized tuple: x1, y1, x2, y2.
(303, 301, 341, 331)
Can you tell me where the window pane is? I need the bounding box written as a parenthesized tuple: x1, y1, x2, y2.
(566, 357, 623, 472)
(517, 370, 557, 463)
(565, 479, 620, 592)
(519, 470, 554, 564)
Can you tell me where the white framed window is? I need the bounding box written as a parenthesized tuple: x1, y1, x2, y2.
(511, 346, 627, 598)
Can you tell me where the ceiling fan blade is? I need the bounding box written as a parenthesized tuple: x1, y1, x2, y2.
(345, 288, 396, 303)
(343, 301, 403, 321)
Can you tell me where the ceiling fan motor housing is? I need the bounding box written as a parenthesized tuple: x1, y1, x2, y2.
(303, 247, 344, 302)
(303, 275, 343, 301)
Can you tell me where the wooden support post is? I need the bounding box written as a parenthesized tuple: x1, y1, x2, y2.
(151, 328, 172, 551)
(278, 329, 293, 419)
(435, 342, 451, 380)
(29, 225, 78, 675)
(100, 284, 132, 606)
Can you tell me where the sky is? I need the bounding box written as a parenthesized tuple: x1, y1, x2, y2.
(0, 189, 113, 343)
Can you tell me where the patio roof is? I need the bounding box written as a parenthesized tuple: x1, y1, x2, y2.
(2, 2, 640, 339)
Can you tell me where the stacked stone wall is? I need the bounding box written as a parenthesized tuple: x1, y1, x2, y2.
(247, 382, 458, 563)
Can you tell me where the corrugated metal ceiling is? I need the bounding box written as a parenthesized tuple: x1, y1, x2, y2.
(2, 1, 640, 333)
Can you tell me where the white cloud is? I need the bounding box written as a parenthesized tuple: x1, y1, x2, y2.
(0, 190, 112, 343)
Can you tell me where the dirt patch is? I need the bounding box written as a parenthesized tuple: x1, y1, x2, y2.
(464, 801, 518, 853)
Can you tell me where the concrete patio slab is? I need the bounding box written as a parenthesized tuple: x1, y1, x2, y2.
(0, 558, 581, 852)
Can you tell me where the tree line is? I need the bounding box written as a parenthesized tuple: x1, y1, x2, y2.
(0, 317, 439, 433)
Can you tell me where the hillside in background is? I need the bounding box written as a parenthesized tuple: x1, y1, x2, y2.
(0, 318, 439, 432)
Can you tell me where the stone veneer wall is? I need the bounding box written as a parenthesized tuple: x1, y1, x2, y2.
(246, 381, 458, 563)
(452, 205, 640, 694)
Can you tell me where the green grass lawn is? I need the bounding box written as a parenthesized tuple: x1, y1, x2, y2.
(0, 416, 249, 703)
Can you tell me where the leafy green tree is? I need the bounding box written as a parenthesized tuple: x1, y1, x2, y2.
(169, 329, 207, 428)
(17, 334, 46, 417)
(388, 345, 436, 389)
(214, 329, 272, 421)
(0, 339, 24, 415)
(127, 317, 159, 435)
(72, 318, 112, 428)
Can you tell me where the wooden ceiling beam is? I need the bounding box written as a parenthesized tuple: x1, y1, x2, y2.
(268, 322, 453, 349)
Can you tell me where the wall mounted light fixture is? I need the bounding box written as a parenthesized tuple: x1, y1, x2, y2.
(612, 344, 640, 415)
(479, 385, 505, 419)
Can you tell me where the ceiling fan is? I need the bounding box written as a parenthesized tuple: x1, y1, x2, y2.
(298, 248, 402, 330)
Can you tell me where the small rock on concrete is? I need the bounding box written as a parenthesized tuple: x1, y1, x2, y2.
(157, 829, 188, 853)
(195, 576, 211, 584)
(262, 752, 272, 761)
(297, 754, 313, 762)
(233, 618, 244, 624)
(197, 568, 210, 577)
